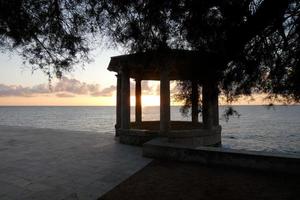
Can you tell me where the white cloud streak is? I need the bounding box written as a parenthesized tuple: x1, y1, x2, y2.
(0, 78, 166, 98)
(0, 77, 116, 98)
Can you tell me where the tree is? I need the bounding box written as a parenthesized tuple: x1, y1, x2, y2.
(103, 0, 300, 104)
(0, 0, 104, 79)
(0, 0, 299, 106)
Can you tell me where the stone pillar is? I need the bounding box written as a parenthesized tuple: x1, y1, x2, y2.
(160, 67, 170, 134)
(212, 88, 219, 127)
(202, 81, 219, 129)
(135, 78, 142, 127)
(115, 74, 122, 135)
(191, 80, 199, 124)
(120, 67, 130, 130)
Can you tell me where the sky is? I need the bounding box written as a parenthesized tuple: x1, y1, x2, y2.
(0, 47, 272, 106)
(0, 48, 166, 106)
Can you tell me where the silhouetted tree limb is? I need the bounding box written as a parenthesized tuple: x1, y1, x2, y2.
(0, 0, 299, 108)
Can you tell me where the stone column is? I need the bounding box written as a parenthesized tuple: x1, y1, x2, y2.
(191, 80, 199, 124)
(120, 67, 130, 130)
(115, 74, 122, 135)
(160, 67, 170, 134)
(135, 78, 142, 127)
(202, 81, 219, 129)
(212, 88, 219, 127)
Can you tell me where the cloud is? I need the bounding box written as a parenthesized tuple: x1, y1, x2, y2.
(54, 77, 100, 95)
(0, 77, 168, 98)
(129, 80, 160, 96)
(142, 81, 158, 95)
(133, 81, 178, 96)
(94, 85, 116, 97)
(55, 93, 75, 98)
(0, 83, 48, 97)
(170, 81, 179, 94)
(0, 77, 117, 98)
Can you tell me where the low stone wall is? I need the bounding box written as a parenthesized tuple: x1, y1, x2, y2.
(130, 121, 204, 130)
(168, 125, 221, 147)
(118, 121, 221, 146)
(119, 129, 158, 146)
(143, 138, 300, 174)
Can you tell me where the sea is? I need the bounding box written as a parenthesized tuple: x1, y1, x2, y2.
(0, 106, 299, 155)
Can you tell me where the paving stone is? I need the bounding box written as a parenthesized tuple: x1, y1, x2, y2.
(0, 125, 151, 200)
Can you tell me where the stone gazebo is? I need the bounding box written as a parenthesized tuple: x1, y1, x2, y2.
(107, 50, 221, 146)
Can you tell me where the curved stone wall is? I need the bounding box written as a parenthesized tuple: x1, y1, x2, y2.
(117, 121, 221, 146)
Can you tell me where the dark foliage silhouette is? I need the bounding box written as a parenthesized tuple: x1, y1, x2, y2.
(0, 0, 299, 105)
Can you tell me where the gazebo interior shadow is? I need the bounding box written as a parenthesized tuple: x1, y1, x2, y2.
(108, 49, 221, 147)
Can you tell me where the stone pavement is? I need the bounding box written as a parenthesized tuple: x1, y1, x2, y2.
(0, 125, 151, 200)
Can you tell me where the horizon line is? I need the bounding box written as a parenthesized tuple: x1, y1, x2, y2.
(0, 104, 298, 107)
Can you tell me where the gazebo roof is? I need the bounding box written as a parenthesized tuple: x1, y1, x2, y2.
(107, 49, 213, 80)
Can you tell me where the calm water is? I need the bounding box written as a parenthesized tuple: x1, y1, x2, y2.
(0, 106, 299, 154)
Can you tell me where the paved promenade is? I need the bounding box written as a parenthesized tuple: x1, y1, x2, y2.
(0, 125, 151, 200)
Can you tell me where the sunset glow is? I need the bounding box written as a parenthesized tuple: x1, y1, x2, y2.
(0, 92, 277, 107)
(130, 95, 160, 107)
(0, 51, 288, 106)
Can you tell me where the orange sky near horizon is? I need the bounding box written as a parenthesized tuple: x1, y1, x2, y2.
(0, 93, 281, 106)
